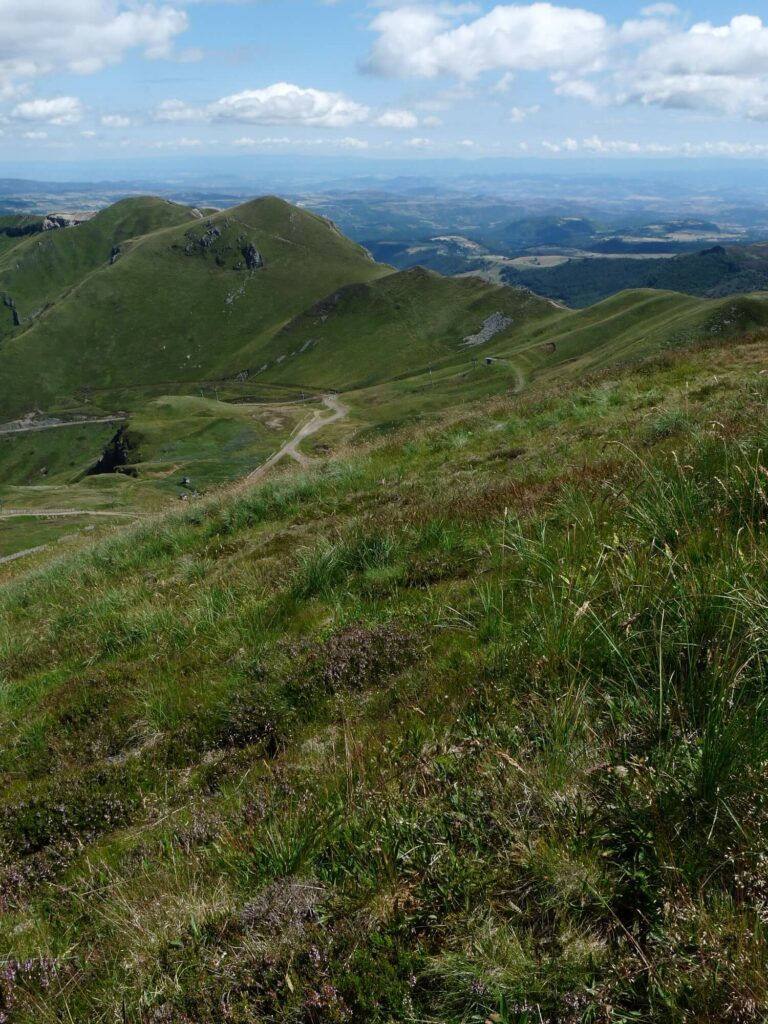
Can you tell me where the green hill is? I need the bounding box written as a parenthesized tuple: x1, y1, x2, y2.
(0, 197, 390, 416)
(257, 267, 556, 390)
(0, 198, 200, 338)
(330, 289, 768, 429)
(3, 197, 768, 423)
(3, 195, 768, 534)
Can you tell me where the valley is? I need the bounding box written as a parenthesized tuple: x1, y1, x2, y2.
(3, 194, 768, 564)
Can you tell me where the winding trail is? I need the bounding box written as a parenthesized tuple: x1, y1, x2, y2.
(0, 397, 345, 565)
(0, 508, 142, 521)
(246, 394, 347, 483)
(0, 416, 124, 437)
(0, 545, 47, 566)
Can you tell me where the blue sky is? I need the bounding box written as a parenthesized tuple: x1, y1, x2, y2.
(3, 1, 768, 165)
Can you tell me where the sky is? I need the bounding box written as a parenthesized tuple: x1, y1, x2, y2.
(3, 0, 768, 167)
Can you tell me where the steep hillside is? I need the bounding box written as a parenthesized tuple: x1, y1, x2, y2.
(0, 197, 390, 416)
(338, 290, 768, 428)
(0, 198, 199, 339)
(257, 267, 556, 390)
(3, 196, 767, 423)
(2, 333, 768, 1020)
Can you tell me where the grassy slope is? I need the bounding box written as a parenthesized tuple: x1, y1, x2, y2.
(2, 334, 768, 1020)
(256, 268, 556, 390)
(246, 280, 768, 404)
(0, 198, 389, 417)
(0, 397, 312, 527)
(0, 215, 43, 259)
(346, 289, 768, 427)
(0, 198, 199, 338)
(126, 395, 312, 493)
(0, 422, 118, 487)
(2, 195, 766, 428)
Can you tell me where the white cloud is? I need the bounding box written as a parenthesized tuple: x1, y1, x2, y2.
(640, 3, 679, 17)
(365, 6, 768, 124)
(491, 71, 516, 94)
(543, 135, 768, 157)
(375, 108, 419, 128)
(232, 134, 369, 150)
(0, 1, 187, 92)
(422, 114, 443, 127)
(620, 15, 768, 119)
(542, 136, 579, 152)
(154, 98, 201, 123)
(406, 136, 433, 147)
(582, 135, 642, 153)
(552, 76, 606, 104)
(101, 114, 133, 128)
(12, 95, 82, 124)
(619, 17, 671, 43)
(156, 83, 369, 128)
(365, 3, 610, 79)
(211, 83, 369, 126)
(509, 104, 540, 122)
(22, 130, 47, 139)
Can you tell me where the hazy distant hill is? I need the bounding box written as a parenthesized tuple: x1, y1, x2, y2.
(501, 243, 768, 307)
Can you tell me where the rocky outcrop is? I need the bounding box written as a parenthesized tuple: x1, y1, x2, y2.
(462, 311, 514, 347)
(184, 222, 222, 255)
(241, 242, 264, 270)
(42, 215, 81, 231)
(1, 294, 19, 327)
(1, 213, 84, 241)
(85, 426, 139, 477)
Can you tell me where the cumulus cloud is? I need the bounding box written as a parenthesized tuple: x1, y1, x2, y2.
(375, 108, 419, 128)
(12, 95, 82, 124)
(364, 3, 610, 79)
(153, 98, 201, 123)
(365, 5, 768, 123)
(491, 71, 516, 94)
(210, 84, 369, 126)
(624, 16, 768, 119)
(156, 83, 369, 127)
(509, 104, 540, 122)
(101, 113, 133, 128)
(640, 3, 679, 17)
(542, 136, 579, 152)
(0, 1, 187, 92)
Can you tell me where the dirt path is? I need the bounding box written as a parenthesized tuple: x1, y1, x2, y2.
(0, 545, 48, 566)
(0, 416, 124, 436)
(0, 508, 142, 520)
(246, 394, 347, 483)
